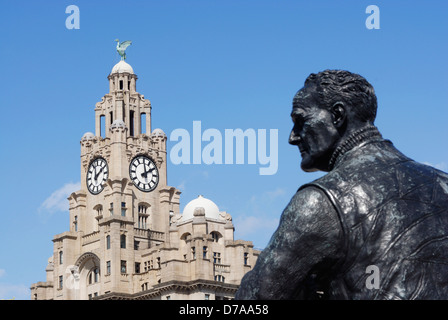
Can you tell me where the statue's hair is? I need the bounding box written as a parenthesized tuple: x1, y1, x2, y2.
(303, 70, 377, 123)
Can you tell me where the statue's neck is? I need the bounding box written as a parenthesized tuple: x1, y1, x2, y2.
(328, 124, 382, 171)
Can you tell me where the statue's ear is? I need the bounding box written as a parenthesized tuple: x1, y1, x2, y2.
(331, 101, 346, 128)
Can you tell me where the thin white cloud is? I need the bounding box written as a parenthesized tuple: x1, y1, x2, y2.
(434, 162, 447, 171)
(249, 187, 287, 205)
(0, 283, 30, 300)
(265, 187, 286, 200)
(38, 182, 81, 216)
(233, 187, 288, 248)
(234, 215, 279, 248)
(423, 162, 448, 172)
(177, 180, 187, 192)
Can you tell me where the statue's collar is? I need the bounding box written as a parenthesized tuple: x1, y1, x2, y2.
(328, 124, 383, 171)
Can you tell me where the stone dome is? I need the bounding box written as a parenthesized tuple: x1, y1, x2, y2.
(152, 128, 166, 137)
(182, 195, 221, 221)
(110, 119, 127, 130)
(111, 60, 134, 74)
(81, 132, 95, 141)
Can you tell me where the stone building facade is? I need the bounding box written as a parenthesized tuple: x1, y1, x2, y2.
(30, 59, 260, 300)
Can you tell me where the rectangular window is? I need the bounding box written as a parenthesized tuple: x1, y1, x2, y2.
(244, 252, 248, 265)
(106, 261, 111, 275)
(205, 294, 210, 300)
(106, 235, 110, 249)
(203, 246, 208, 259)
(191, 247, 196, 259)
(140, 113, 146, 134)
(120, 234, 126, 249)
(59, 251, 63, 264)
(59, 275, 63, 289)
(130, 110, 135, 136)
(110, 203, 114, 216)
(121, 260, 127, 274)
(100, 115, 106, 139)
(121, 202, 126, 217)
(135, 262, 141, 274)
(74, 216, 78, 232)
(214, 275, 225, 282)
(213, 252, 221, 264)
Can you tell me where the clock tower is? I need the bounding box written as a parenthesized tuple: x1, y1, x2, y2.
(31, 52, 260, 301)
(77, 58, 175, 239)
(41, 58, 180, 300)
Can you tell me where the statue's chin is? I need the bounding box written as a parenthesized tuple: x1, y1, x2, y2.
(300, 158, 327, 173)
(301, 165, 319, 173)
(301, 160, 318, 172)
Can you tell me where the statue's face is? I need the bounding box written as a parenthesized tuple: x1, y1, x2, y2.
(289, 86, 340, 172)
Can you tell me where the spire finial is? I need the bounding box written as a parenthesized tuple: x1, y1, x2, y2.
(115, 39, 132, 61)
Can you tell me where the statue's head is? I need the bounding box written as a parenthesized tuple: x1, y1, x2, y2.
(289, 70, 377, 172)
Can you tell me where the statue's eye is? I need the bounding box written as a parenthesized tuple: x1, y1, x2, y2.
(293, 115, 305, 126)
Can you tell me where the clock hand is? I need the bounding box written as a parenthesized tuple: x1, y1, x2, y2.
(142, 163, 148, 178)
(95, 166, 104, 180)
(141, 166, 156, 178)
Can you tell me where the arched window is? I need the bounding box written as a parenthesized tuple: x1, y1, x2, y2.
(210, 231, 222, 243)
(88, 268, 100, 284)
(138, 203, 149, 229)
(94, 205, 103, 232)
(94, 268, 99, 283)
(94, 204, 103, 216)
(180, 232, 191, 247)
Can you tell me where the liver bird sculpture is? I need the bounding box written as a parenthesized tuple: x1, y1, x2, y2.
(115, 39, 132, 60)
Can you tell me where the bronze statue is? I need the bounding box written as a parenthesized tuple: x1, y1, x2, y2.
(235, 70, 448, 300)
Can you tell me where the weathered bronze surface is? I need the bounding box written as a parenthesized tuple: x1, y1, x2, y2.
(236, 70, 448, 300)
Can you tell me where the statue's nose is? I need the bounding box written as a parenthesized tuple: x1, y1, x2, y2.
(289, 130, 301, 145)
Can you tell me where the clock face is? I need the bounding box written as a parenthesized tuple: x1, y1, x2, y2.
(86, 158, 109, 194)
(129, 155, 159, 192)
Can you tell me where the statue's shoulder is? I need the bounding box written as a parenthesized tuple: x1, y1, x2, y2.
(292, 182, 336, 211)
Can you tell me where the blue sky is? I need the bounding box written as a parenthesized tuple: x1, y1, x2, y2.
(0, 0, 447, 299)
